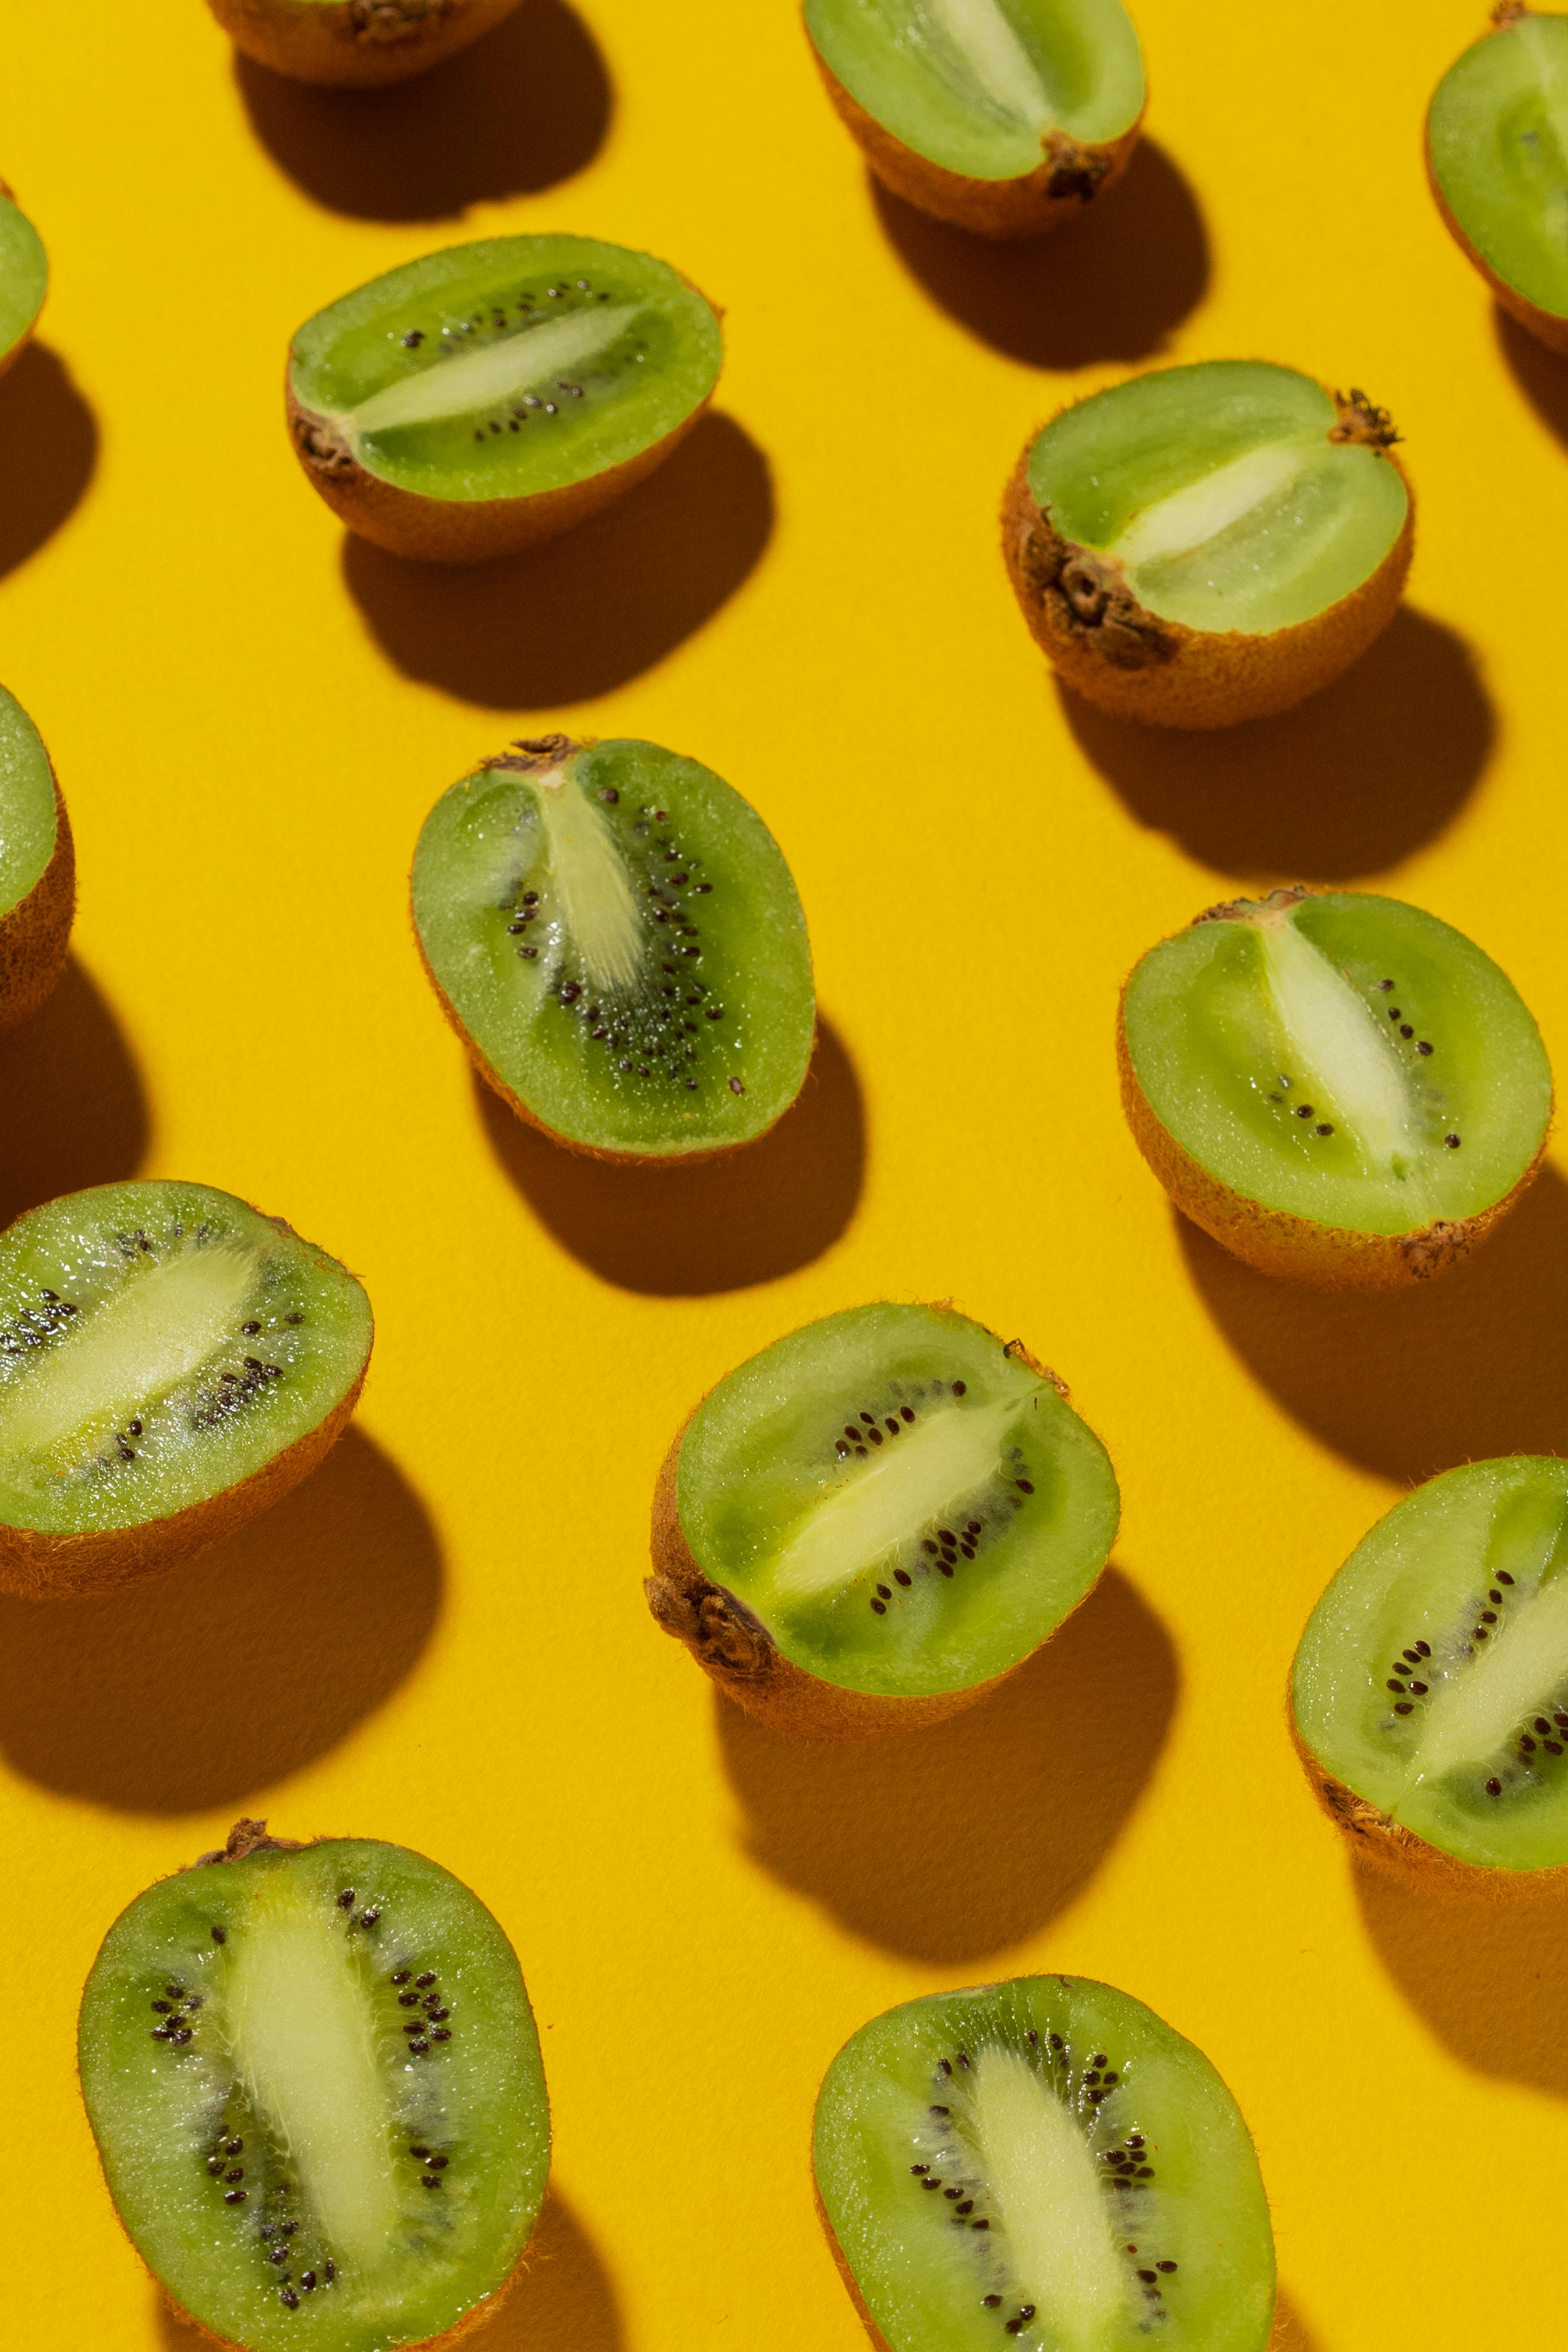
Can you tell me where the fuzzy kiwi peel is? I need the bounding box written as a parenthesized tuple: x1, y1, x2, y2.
(1118, 886, 1552, 1290)
(0, 684, 74, 1030)
(0, 178, 46, 375)
(647, 1301, 1120, 1741)
(1428, 5, 1568, 357)
(1003, 362, 1413, 728)
(204, 0, 524, 88)
(78, 1819, 550, 2352)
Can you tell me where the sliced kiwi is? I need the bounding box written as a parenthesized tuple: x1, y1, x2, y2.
(0, 682, 73, 1030)
(1291, 1459, 1568, 1882)
(1428, 6, 1568, 356)
(647, 1302, 1119, 1738)
(0, 180, 45, 372)
(803, 0, 1145, 237)
(204, 0, 523, 87)
(412, 734, 814, 1161)
(79, 1820, 550, 2352)
(288, 235, 724, 562)
(1003, 361, 1413, 728)
(0, 1180, 373, 1597)
(1119, 886, 1551, 1288)
(814, 1976, 1275, 2352)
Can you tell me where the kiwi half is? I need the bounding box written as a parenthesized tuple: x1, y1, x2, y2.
(1428, 6, 1568, 356)
(79, 1819, 550, 2352)
(204, 0, 523, 87)
(287, 236, 723, 563)
(0, 682, 73, 1030)
(647, 1302, 1120, 1740)
(1003, 362, 1413, 728)
(412, 734, 814, 1162)
(1291, 1459, 1568, 1885)
(803, 0, 1146, 238)
(814, 1976, 1275, 2352)
(1119, 886, 1551, 1290)
(0, 1180, 373, 1597)
(0, 179, 45, 373)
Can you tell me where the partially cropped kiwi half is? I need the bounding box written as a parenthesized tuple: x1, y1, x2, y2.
(0, 682, 73, 1030)
(287, 235, 724, 563)
(79, 1819, 550, 2351)
(1292, 1459, 1568, 1888)
(413, 734, 814, 1161)
(1003, 360, 1413, 728)
(204, 0, 523, 87)
(0, 1180, 373, 1597)
(1428, 6, 1568, 356)
(0, 179, 45, 373)
(803, 0, 1146, 238)
(647, 1302, 1120, 1740)
(814, 1975, 1276, 2352)
(1119, 886, 1552, 1289)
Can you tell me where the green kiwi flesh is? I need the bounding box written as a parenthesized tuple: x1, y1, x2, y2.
(0, 185, 46, 368)
(1291, 1460, 1568, 1875)
(287, 237, 723, 561)
(0, 682, 73, 1028)
(204, 0, 524, 89)
(412, 736, 814, 1160)
(78, 1821, 550, 2352)
(1428, 7, 1568, 351)
(0, 1180, 373, 1594)
(814, 1975, 1275, 2352)
(1120, 889, 1551, 1280)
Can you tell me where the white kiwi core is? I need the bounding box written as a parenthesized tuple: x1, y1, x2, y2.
(970, 2046, 1127, 2347)
(344, 304, 642, 441)
(1254, 912, 1420, 1186)
(1407, 1575, 1568, 1791)
(528, 762, 645, 996)
(915, 0, 1054, 133)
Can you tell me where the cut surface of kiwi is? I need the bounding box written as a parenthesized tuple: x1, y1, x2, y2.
(1293, 1459, 1568, 1878)
(413, 735, 813, 1160)
(1428, 7, 1568, 354)
(1119, 887, 1551, 1288)
(804, 0, 1145, 235)
(0, 182, 45, 369)
(648, 1303, 1119, 1737)
(79, 1821, 550, 2352)
(1004, 362, 1413, 727)
(0, 681, 73, 1029)
(0, 1180, 373, 1595)
(288, 235, 723, 561)
(814, 1975, 1275, 2352)
(204, 0, 523, 88)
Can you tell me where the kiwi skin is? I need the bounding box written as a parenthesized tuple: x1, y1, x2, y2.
(204, 0, 523, 90)
(1117, 887, 1548, 1292)
(1427, 5, 1568, 358)
(0, 774, 74, 1031)
(1002, 385, 1414, 729)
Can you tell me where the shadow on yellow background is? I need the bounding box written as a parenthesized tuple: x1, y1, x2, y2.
(0, 957, 148, 1228)
(1270, 2288, 1324, 2350)
(0, 341, 96, 581)
(1496, 304, 1568, 452)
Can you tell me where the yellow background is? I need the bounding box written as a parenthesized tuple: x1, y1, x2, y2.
(4, 2, 1566, 2345)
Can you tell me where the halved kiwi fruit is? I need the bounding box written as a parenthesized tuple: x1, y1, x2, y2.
(79, 1819, 550, 2352)
(1003, 361, 1413, 728)
(412, 734, 814, 1162)
(647, 1302, 1120, 1739)
(1428, 6, 1568, 356)
(287, 235, 723, 562)
(0, 682, 73, 1029)
(0, 1180, 373, 1597)
(204, 0, 523, 88)
(0, 180, 45, 372)
(1293, 1459, 1568, 1885)
(1119, 886, 1551, 1289)
(803, 0, 1146, 237)
(814, 1975, 1275, 2352)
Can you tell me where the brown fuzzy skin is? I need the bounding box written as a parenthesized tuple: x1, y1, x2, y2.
(1116, 886, 1549, 1291)
(1427, 14, 1568, 358)
(0, 774, 74, 1030)
(810, 44, 1143, 238)
(1001, 388, 1415, 728)
(204, 0, 523, 88)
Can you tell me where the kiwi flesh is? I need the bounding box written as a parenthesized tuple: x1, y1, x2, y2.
(204, 0, 523, 88)
(803, 0, 1146, 238)
(0, 1180, 373, 1598)
(1003, 362, 1413, 728)
(814, 1974, 1275, 2352)
(1119, 886, 1551, 1290)
(412, 734, 814, 1162)
(647, 1302, 1120, 1740)
(79, 1819, 550, 2352)
(0, 180, 45, 373)
(0, 682, 73, 1030)
(1291, 1459, 1568, 1885)
(287, 235, 723, 563)
(1428, 6, 1568, 356)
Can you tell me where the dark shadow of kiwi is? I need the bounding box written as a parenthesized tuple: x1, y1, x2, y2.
(716, 1566, 1178, 1964)
(1495, 302, 1568, 447)
(234, 0, 611, 222)
(1270, 2288, 1325, 2350)
(0, 957, 149, 1229)
(1060, 606, 1493, 884)
(0, 1428, 442, 1812)
(869, 138, 1208, 367)
(0, 343, 97, 579)
(342, 411, 773, 709)
(474, 1016, 864, 1295)
(1177, 1160, 1568, 1485)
